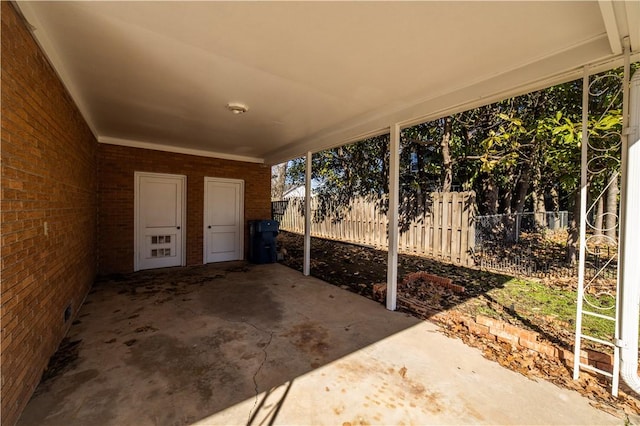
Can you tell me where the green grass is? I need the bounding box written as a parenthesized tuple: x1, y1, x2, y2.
(487, 278, 616, 342)
(475, 304, 500, 318)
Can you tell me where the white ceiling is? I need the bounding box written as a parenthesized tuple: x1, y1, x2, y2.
(15, 1, 640, 164)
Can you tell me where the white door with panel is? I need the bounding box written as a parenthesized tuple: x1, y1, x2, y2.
(204, 178, 244, 263)
(135, 172, 185, 271)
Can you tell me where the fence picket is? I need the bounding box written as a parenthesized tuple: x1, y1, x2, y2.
(277, 192, 475, 265)
(452, 193, 461, 263)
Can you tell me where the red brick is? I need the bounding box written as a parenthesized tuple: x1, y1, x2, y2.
(585, 349, 613, 364)
(502, 323, 537, 342)
(2, 5, 275, 426)
(519, 337, 538, 350)
(476, 315, 504, 330)
(97, 144, 271, 274)
(2, 3, 96, 424)
(468, 323, 489, 336)
(492, 329, 520, 346)
(559, 349, 574, 362)
(460, 316, 475, 327)
(520, 329, 539, 342)
(595, 361, 613, 374)
(372, 283, 387, 302)
(538, 343, 559, 358)
(525, 341, 557, 358)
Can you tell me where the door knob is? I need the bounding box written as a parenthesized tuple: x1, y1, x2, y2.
(208, 226, 212, 229)
(177, 226, 180, 230)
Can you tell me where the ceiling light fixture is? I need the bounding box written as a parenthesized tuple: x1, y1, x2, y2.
(227, 102, 248, 115)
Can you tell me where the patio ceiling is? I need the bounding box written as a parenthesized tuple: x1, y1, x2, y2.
(14, 1, 640, 165)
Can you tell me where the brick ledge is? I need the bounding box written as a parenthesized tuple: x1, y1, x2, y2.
(372, 283, 615, 374)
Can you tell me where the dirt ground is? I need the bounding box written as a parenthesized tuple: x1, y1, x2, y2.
(277, 231, 640, 418)
(277, 231, 561, 337)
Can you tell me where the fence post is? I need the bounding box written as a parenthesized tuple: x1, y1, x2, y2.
(460, 192, 467, 265)
(451, 192, 461, 263)
(303, 152, 312, 276)
(466, 192, 476, 266)
(432, 192, 442, 259)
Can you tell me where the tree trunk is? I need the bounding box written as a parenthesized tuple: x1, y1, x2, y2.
(502, 189, 513, 215)
(550, 186, 559, 211)
(415, 142, 430, 216)
(604, 171, 619, 239)
(534, 189, 547, 228)
(566, 190, 581, 265)
(440, 116, 453, 192)
(271, 162, 288, 200)
(381, 142, 389, 194)
(549, 186, 560, 230)
(513, 161, 532, 214)
(532, 164, 546, 228)
(338, 147, 350, 185)
(593, 195, 604, 240)
(483, 175, 499, 215)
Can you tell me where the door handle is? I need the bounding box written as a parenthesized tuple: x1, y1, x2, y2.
(208, 226, 212, 229)
(177, 226, 180, 230)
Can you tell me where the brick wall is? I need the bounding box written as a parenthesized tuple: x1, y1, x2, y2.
(460, 314, 615, 373)
(1, 3, 98, 425)
(97, 143, 271, 275)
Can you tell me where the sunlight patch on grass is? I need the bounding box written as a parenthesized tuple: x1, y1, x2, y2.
(487, 278, 616, 342)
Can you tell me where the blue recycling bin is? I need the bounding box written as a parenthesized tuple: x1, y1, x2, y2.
(248, 220, 279, 264)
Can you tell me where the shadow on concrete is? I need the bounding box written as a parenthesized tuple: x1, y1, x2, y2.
(278, 231, 577, 349)
(247, 379, 293, 426)
(18, 261, 622, 425)
(17, 262, 422, 426)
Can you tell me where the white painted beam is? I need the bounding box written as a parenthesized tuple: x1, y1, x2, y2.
(573, 66, 590, 381)
(303, 151, 312, 276)
(618, 43, 640, 395)
(99, 136, 264, 164)
(598, 0, 623, 54)
(624, 0, 640, 53)
(386, 124, 400, 311)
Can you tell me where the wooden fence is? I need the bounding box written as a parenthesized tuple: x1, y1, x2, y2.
(278, 192, 475, 266)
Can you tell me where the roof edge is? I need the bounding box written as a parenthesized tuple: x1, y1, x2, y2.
(265, 38, 640, 165)
(99, 137, 264, 164)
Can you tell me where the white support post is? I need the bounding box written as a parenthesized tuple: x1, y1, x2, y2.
(386, 124, 400, 311)
(303, 151, 312, 276)
(573, 66, 590, 381)
(618, 40, 640, 395)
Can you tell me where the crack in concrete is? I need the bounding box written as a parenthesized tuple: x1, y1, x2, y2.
(247, 329, 274, 425)
(341, 319, 368, 329)
(183, 313, 277, 423)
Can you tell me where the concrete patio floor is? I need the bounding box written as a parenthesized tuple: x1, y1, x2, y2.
(18, 262, 623, 425)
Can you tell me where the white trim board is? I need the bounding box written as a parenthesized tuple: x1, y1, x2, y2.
(100, 137, 264, 164)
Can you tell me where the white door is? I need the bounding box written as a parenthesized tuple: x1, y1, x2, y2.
(204, 178, 244, 263)
(135, 172, 186, 271)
